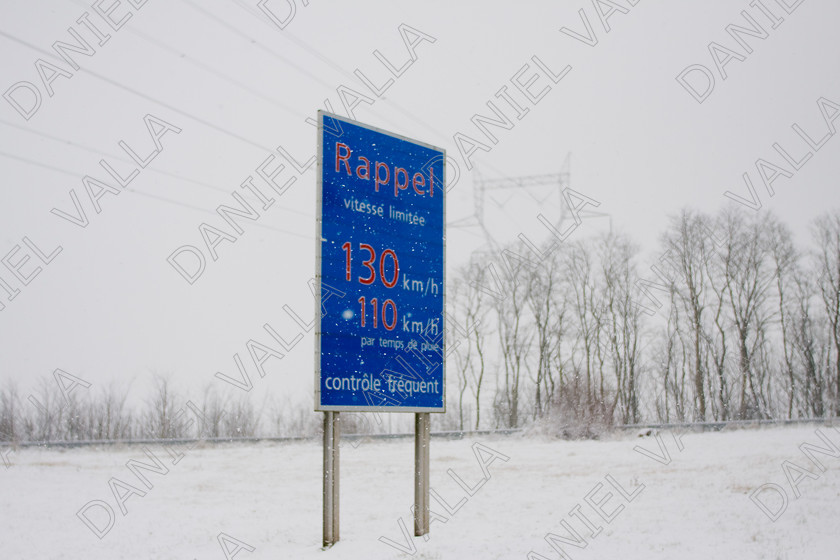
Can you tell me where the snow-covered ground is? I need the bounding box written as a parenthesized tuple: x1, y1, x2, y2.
(1, 424, 838, 559)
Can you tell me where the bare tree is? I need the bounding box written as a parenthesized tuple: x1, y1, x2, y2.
(221, 394, 259, 437)
(143, 376, 188, 439)
(599, 233, 644, 423)
(653, 287, 687, 424)
(527, 243, 565, 419)
(814, 211, 840, 415)
(566, 240, 599, 406)
(27, 376, 64, 441)
(465, 257, 491, 430)
(449, 262, 475, 431)
(196, 386, 228, 438)
(717, 210, 776, 418)
(0, 381, 20, 442)
(662, 210, 714, 421)
(791, 273, 827, 416)
(491, 244, 534, 428)
(766, 216, 799, 418)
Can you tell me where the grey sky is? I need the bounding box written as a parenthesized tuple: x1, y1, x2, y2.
(1, 0, 838, 404)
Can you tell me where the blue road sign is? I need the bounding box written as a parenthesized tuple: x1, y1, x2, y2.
(315, 111, 445, 412)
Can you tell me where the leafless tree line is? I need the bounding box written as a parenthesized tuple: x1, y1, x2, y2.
(0, 376, 327, 444)
(444, 208, 840, 432)
(0, 372, 423, 444)
(4, 208, 838, 442)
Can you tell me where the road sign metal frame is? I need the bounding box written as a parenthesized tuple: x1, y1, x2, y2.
(314, 110, 446, 413)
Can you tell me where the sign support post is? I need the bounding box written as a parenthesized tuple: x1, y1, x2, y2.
(315, 111, 445, 546)
(323, 411, 340, 547)
(414, 412, 430, 536)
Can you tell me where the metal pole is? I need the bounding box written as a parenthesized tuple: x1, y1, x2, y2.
(414, 412, 430, 536)
(323, 411, 340, 547)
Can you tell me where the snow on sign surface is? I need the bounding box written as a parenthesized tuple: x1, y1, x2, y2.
(316, 111, 446, 412)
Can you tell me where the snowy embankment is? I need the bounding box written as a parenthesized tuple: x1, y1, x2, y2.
(1, 424, 838, 559)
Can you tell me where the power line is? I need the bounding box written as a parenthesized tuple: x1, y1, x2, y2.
(0, 149, 312, 240)
(228, 0, 516, 189)
(180, 0, 336, 91)
(2, 3, 545, 241)
(230, 0, 454, 147)
(0, 25, 314, 226)
(1, 117, 228, 196)
(0, 28, 279, 154)
(2, 5, 315, 222)
(0, 118, 312, 221)
(66, 0, 305, 120)
(120, 188, 312, 241)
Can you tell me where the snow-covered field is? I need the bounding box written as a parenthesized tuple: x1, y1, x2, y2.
(2, 424, 838, 559)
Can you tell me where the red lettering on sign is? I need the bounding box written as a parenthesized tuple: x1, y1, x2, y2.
(412, 172, 425, 195)
(333, 141, 439, 199)
(336, 143, 351, 175)
(394, 167, 409, 198)
(375, 162, 389, 193)
(356, 156, 370, 180)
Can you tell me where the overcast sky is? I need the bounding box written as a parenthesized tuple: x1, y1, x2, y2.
(1, 0, 838, 405)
